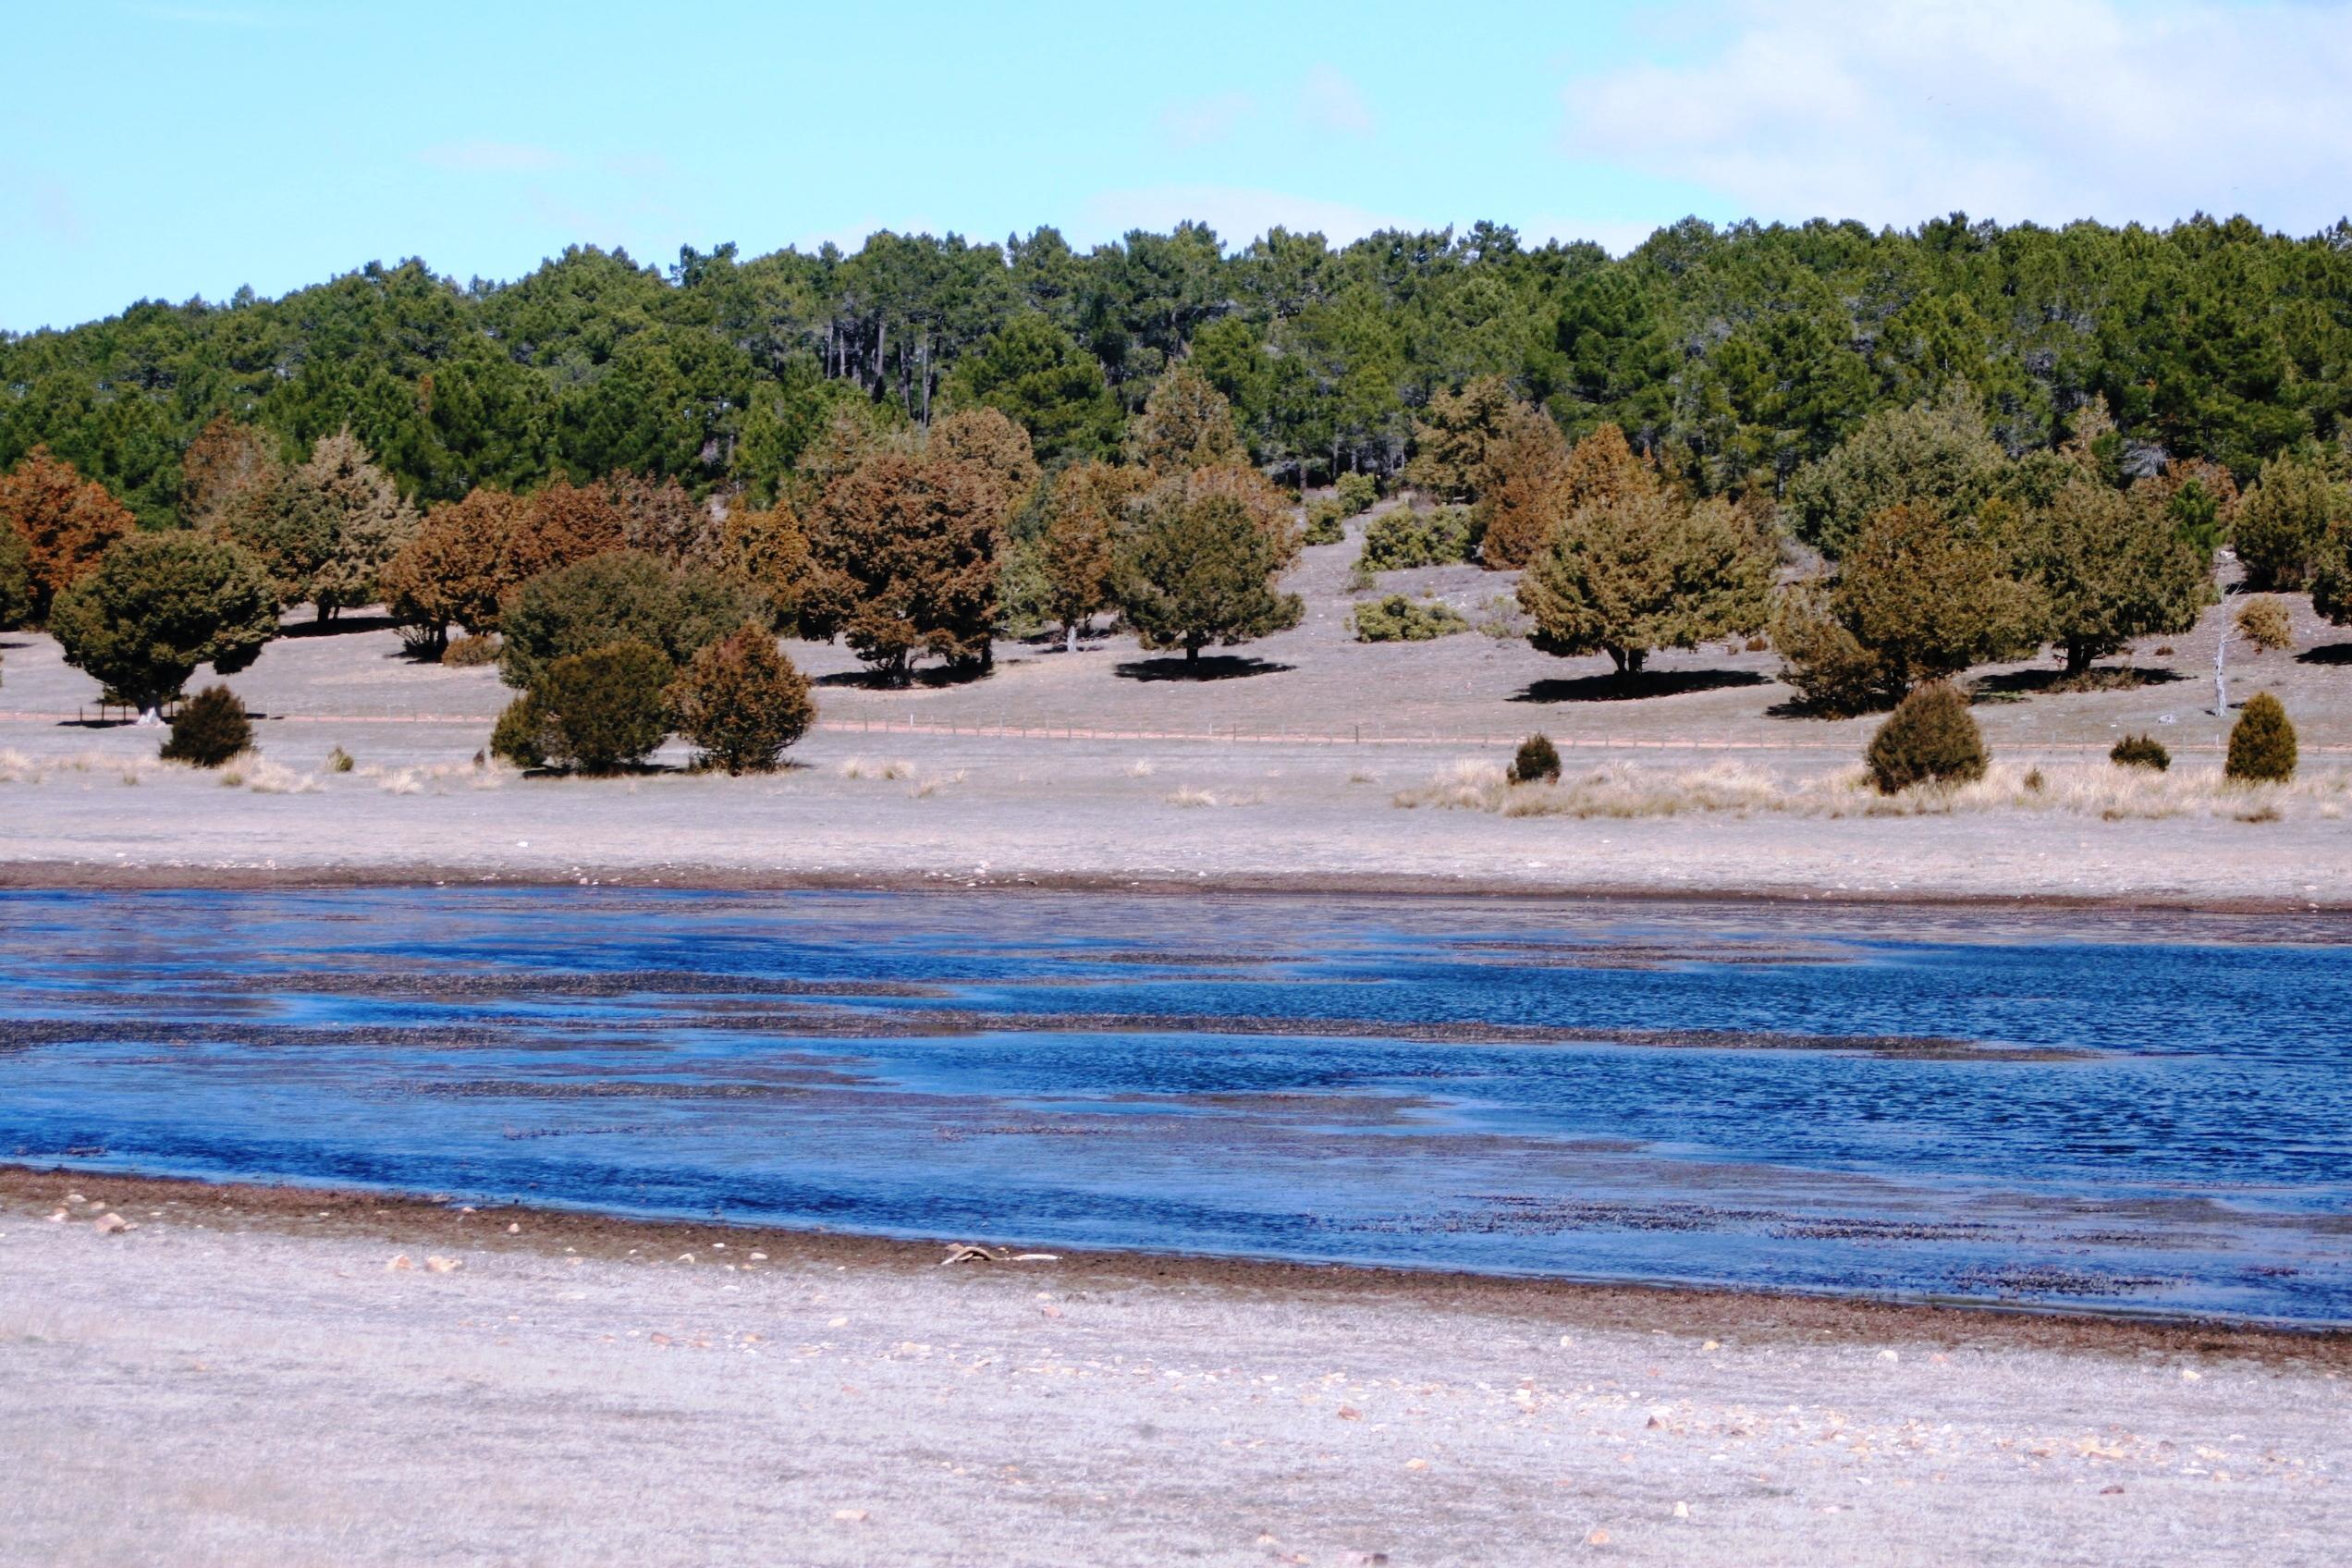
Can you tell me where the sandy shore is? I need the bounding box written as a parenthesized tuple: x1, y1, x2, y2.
(1, 1167, 2344, 1567)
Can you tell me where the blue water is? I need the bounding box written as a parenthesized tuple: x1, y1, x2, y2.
(3, 888, 2347, 1322)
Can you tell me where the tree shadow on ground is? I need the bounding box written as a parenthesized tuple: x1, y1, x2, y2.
(1973, 666, 2187, 698)
(1115, 655, 1294, 682)
(2296, 642, 2352, 667)
(282, 612, 400, 640)
(0, 639, 31, 651)
(815, 662, 994, 691)
(1513, 668, 1768, 704)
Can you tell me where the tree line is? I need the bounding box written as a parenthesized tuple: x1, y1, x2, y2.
(7, 211, 2352, 533)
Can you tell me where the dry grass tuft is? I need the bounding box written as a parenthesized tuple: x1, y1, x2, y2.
(240, 759, 320, 795)
(1166, 786, 1219, 808)
(1393, 756, 2350, 822)
(353, 758, 512, 794)
(1125, 759, 1157, 778)
(909, 769, 967, 799)
(839, 756, 915, 781)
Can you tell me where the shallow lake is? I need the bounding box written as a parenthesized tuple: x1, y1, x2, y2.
(3, 888, 2347, 1323)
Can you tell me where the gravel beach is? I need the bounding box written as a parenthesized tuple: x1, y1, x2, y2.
(2, 1169, 2345, 1567)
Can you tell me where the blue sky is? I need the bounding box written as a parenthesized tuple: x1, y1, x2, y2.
(5, 0, 2348, 332)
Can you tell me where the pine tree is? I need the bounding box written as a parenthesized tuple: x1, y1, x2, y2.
(1519, 490, 1774, 674)
(802, 449, 1003, 682)
(48, 533, 278, 716)
(2236, 450, 2348, 591)
(1114, 481, 1303, 667)
(0, 446, 136, 620)
(1039, 460, 1146, 653)
(286, 431, 420, 618)
(1475, 407, 1574, 570)
(2024, 477, 2211, 676)
(1774, 502, 2037, 712)
(1404, 375, 1517, 501)
(1128, 364, 1244, 473)
(379, 487, 534, 646)
(1782, 389, 2008, 557)
(178, 415, 280, 524)
(720, 501, 812, 633)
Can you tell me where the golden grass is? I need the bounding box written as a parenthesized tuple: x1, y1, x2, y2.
(1393, 757, 2351, 821)
(839, 755, 915, 781)
(357, 759, 514, 794)
(1, 749, 170, 785)
(1165, 785, 1264, 808)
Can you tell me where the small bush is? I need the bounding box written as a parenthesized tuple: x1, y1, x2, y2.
(1352, 594, 1469, 643)
(1360, 507, 1476, 571)
(533, 641, 672, 775)
(2235, 595, 2294, 654)
(668, 625, 815, 775)
(489, 692, 551, 769)
(442, 631, 500, 667)
(2225, 692, 2297, 782)
(1865, 682, 1987, 794)
(158, 685, 251, 767)
(1509, 733, 1562, 786)
(2023, 766, 2045, 793)
(1303, 499, 1346, 546)
(1334, 472, 1378, 516)
(325, 745, 355, 773)
(2109, 733, 2171, 771)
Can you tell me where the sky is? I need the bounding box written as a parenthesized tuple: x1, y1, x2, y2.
(4, 0, 2350, 332)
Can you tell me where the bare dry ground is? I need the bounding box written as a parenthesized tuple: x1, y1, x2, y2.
(3, 517, 2348, 903)
(2, 1170, 2344, 1568)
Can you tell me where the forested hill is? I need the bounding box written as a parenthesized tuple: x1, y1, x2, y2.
(6, 213, 2348, 527)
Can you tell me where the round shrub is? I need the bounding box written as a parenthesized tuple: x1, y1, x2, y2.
(1334, 472, 1378, 517)
(159, 684, 252, 767)
(2225, 692, 2297, 783)
(533, 641, 672, 775)
(1865, 681, 1987, 794)
(1352, 594, 1469, 643)
(441, 631, 499, 667)
(497, 551, 762, 691)
(2233, 595, 2294, 654)
(2109, 733, 2171, 772)
(1360, 507, 1475, 571)
(668, 625, 815, 775)
(488, 691, 551, 769)
(1508, 733, 1562, 786)
(1302, 499, 1347, 546)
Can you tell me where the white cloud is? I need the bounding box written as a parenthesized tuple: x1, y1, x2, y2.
(417, 140, 570, 176)
(1081, 185, 1415, 249)
(1158, 92, 1258, 148)
(1564, 0, 2352, 232)
(1298, 64, 1375, 137)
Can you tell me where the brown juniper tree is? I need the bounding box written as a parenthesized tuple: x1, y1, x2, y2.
(1518, 488, 1774, 675)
